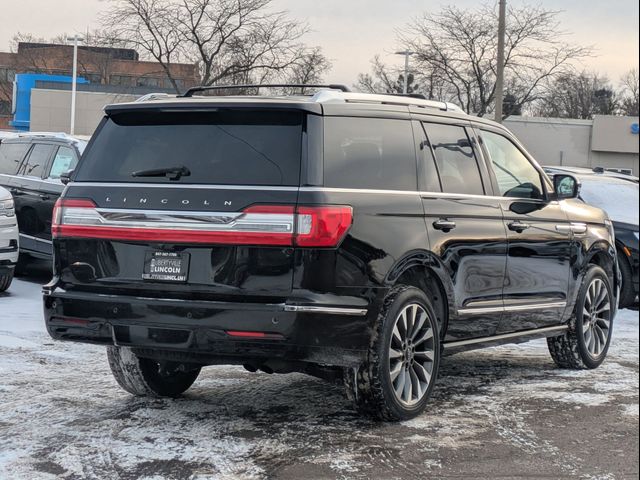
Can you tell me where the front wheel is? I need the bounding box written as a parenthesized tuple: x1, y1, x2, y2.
(107, 346, 201, 397)
(0, 268, 14, 292)
(345, 285, 440, 421)
(547, 265, 614, 369)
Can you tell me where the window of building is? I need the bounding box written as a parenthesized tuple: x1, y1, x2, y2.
(0, 67, 16, 82)
(110, 75, 133, 86)
(480, 130, 544, 199)
(323, 117, 417, 191)
(137, 77, 161, 88)
(424, 123, 484, 195)
(0, 100, 11, 116)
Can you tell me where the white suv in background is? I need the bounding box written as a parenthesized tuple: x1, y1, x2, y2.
(0, 186, 18, 292)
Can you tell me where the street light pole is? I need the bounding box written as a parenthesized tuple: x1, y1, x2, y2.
(494, 0, 507, 123)
(67, 34, 84, 135)
(395, 50, 415, 94)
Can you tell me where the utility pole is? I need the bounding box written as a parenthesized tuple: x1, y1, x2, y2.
(67, 34, 84, 135)
(494, 0, 507, 123)
(395, 50, 415, 94)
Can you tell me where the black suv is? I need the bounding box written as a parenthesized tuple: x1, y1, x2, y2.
(43, 85, 619, 421)
(0, 133, 86, 268)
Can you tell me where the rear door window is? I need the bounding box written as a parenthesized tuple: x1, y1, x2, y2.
(75, 110, 303, 185)
(0, 142, 29, 175)
(323, 117, 417, 190)
(424, 123, 485, 195)
(20, 143, 53, 178)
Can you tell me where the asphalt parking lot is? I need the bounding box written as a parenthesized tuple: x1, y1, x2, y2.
(1, 273, 638, 480)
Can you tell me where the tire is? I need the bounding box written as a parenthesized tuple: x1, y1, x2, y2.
(617, 251, 636, 309)
(547, 265, 614, 369)
(0, 269, 14, 292)
(107, 346, 201, 397)
(344, 285, 441, 421)
(14, 254, 30, 277)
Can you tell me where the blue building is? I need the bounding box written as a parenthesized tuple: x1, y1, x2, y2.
(10, 73, 88, 131)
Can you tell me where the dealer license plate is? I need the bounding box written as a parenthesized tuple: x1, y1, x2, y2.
(142, 251, 190, 282)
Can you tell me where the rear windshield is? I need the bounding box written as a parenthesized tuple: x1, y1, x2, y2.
(75, 110, 303, 185)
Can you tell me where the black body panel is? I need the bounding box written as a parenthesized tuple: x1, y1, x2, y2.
(42, 98, 620, 369)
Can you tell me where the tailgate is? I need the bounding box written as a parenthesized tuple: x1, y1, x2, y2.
(53, 108, 304, 300)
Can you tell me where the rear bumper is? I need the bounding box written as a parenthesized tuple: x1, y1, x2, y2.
(43, 287, 378, 367)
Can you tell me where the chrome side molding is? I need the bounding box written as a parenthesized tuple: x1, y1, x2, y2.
(458, 301, 566, 315)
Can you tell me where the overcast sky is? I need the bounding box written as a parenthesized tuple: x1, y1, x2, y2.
(3, 0, 638, 85)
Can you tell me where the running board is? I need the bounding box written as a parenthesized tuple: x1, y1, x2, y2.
(443, 325, 568, 355)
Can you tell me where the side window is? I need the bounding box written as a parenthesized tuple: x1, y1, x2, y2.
(48, 146, 78, 179)
(324, 117, 417, 190)
(424, 123, 484, 195)
(0, 142, 29, 175)
(480, 130, 544, 200)
(20, 144, 53, 178)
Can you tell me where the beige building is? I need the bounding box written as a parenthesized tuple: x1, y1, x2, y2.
(504, 115, 640, 175)
(29, 88, 139, 137)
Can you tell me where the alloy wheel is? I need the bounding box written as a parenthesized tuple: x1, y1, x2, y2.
(388, 303, 436, 407)
(581, 278, 612, 358)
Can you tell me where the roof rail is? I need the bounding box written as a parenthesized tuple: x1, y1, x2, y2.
(180, 83, 351, 98)
(310, 90, 464, 113)
(14, 131, 72, 139)
(135, 92, 172, 102)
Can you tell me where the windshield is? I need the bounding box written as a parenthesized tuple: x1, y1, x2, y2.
(74, 110, 303, 186)
(579, 178, 639, 226)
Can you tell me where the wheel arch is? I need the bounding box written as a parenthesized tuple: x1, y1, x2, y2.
(384, 250, 453, 338)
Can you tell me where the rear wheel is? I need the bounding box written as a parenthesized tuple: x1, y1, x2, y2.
(618, 251, 636, 309)
(547, 265, 613, 369)
(345, 285, 440, 421)
(14, 254, 30, 277)
(107, 346, 201, 397)
(0, 268, 14, 292)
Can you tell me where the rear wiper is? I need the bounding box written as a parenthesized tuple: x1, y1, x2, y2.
(131, 166, 191, 181)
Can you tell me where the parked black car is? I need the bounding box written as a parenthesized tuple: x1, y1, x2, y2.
(0, 133, 87, 269)
(545, 166, 638, 308)
(43, 85, 619, 421)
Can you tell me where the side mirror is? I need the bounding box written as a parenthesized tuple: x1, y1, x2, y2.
(553, 174, 580, 200)
(60, 170, 74, 185)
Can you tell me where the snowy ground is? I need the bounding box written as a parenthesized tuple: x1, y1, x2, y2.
(1, 273, 638, 480)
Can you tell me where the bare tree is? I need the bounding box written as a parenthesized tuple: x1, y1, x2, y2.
(283, 47, 332, 93)
(534, 71, 617, 119)
(355, 56, 402, 93)
(355, 56, 447, 99)
(619, 68, 639, 116)
(399, 3, 592, 116)
(102, 0, 327, 92)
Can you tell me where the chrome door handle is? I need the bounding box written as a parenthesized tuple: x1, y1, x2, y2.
(433, 219, 456, 232)
(508, 221, 530, 233)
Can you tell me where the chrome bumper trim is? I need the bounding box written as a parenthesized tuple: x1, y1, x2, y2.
(284, 305, 368, 316)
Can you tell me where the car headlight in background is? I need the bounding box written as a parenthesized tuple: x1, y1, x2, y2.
(0, 198, 15, 217)
(634, 232, 639, 241)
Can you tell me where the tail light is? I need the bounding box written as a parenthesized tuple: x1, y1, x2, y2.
(52, 199, 352, 248)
